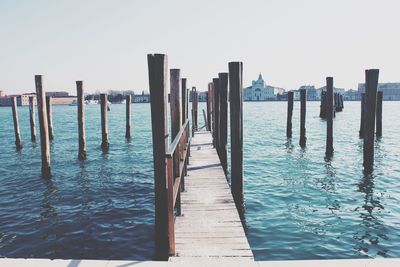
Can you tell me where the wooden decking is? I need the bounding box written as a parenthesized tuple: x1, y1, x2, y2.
(170, 130, 253, 261)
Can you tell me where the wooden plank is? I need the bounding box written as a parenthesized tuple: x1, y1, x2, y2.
(170, 130, 253, 261)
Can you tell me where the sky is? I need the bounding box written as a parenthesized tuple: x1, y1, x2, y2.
(0, 0, 399, 95)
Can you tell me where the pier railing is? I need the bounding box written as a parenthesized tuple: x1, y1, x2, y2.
(165, 119, 190, 255)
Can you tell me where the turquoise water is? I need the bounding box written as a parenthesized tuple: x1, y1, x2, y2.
(0, 101, 399, 260)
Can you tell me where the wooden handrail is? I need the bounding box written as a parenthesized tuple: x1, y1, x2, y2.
(165, 119, 191, 255)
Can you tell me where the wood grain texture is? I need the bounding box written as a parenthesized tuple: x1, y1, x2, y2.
(170, 131, 253, 261)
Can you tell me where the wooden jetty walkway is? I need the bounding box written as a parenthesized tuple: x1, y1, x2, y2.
(171, 130, 253, 261)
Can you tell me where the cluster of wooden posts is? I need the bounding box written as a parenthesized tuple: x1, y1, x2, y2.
(147, 54, 244, 259)
(286, 69, 383, 174)
(319, 92, 344, 118)
(10, 76, 133, 178)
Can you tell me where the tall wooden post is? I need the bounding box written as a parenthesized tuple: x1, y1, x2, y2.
(46, 96, 54, 140)
(326, 77, 334, 157)
(376, 91, 383, 137)
(147, 54, 169, 259)
(286, 91, 293, 138)
(363, 69, 379, 174)
(100, 93, 109, 151)
(193, 87, 198, 130)
(359, 93, 366, 138)
(126, 95, 131, 139)
(218, 72, 228, 174)
(29, 96, 36, 142)
(11, 97, 22, 150)
(299, 89, 307, 148)
(35, 75, 51, 178)
(76, 81, 86, 160)
(170, 69, 182, 215)
(229, 62, 243, 211)
(181, 78, 187, 123)
(213, 78, 220, 149)
(207, 82, 213, 132)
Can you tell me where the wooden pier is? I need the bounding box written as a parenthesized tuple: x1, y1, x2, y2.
(171, 130, 253, 261)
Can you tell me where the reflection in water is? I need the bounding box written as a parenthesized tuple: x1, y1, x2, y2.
(285, 138, 294, 153)
(356, 173, 386, 256)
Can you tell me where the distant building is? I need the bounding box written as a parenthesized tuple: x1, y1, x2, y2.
(299, 85, 318, 101)
(344, 89, 360, 101)
(46, 91, 69, 97)
(243, 74, 285, 101)
(358, 83, 400, 100)
(133, 91, 150, 103)
(0, 93, 36, 106)
(198, 92, 208, 102)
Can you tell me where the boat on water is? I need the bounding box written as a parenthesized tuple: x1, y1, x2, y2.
(69, 100, 78, 106)
(85, 99, 98, 105)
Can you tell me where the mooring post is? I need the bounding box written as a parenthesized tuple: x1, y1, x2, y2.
(147, 54, 170, 259)
(125, 95, 131, 139)
(29, 96, 36, 142)
(299, 89, 307, 148)
(319, 91, 326, 118)
(286, 91, 294, 138)
(11, 97, 22, 150)
(229, 62, 244, 211)
(181, 78, 187, 123)
(46, 96, 54, 140)
(363, 69, 379, 174)
(207, 82, 213, 132)
(212, 78, 220, 150)
(376, 91, 383, 138)
(100, 93, 109, 151)
(359, 93, 366, 138)
(218, 72, 228, 174)
(76, 81, 87, 160)
(326, 77, 334, 157)
(35, 75, 51, 178)
(191, 87, 198, 134)
(170, 68, 182, 216)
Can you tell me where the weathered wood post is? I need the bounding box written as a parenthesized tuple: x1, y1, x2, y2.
(11, 97, 22, 150)
(181, 78, 187, 123)
(76, 81, 86, 160)
(170, 69, 182, 215)
(213, 78, 220, 149)
(125, 95, 131, 139)
(286, 91, 293, 138)
(147, 54, 170, 259)
(299, 89, 307, 148)
(100, 93, 109, 151)
(207, 82, 213, 132)
(29, 96, 36, 142)
(326, 77, 334, 157)
(229, 62, 244, 211)
(376, 91, 383, 138)
(363, 69, 379, 174)
(191, 87, 198, 134)
(218, 72, 228, 174)
(359, 93, 366, 138)
(35, 75, 51, 178)
(319, 91, 326, 118)
(46, 96, 54, 140)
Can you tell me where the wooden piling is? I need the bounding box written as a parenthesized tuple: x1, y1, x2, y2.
(286, 91, 293, 138)
(181, 78, 187, 123)
(376, 91, 383, 137)
(35, 75, 51, 178)
(218, 72, 228, 174)
(299, 89, 307, 148)
(229, 62, 244, 211)
(11, 97, 22, 150)
(29, 96, 36, 142)
(100, 93, 109, 151)
(212, 78, 220, 149)
(76, 81, 87, 160)
(46, 96, 54, 140)
(363, 69, 379, 174)
(191, 87, 198, 133)
(147, 54, 169, 260)
(326, 77, 334, 157)
(359, 93, 366, 138)
(319, 91, 326, 118)
(126, 95, 131, 139)
(207, 83, 213, 132)
(170, 69, 182, 199)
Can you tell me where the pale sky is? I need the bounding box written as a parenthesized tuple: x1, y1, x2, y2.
(1, 0, 399, 95)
